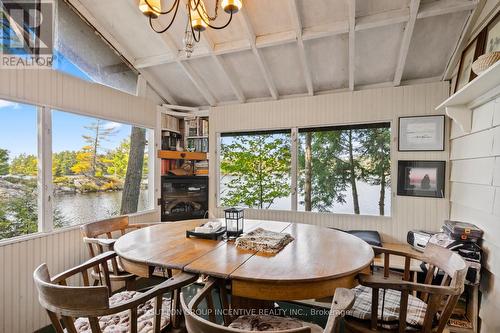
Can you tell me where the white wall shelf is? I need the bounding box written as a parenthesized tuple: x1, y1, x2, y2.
(436, 61, 500, 133)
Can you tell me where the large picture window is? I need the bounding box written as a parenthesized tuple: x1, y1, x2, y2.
(298, 124, 391, 216)
(218, 123, 391, 216)
(0, 100, 39, 240)
(219, 131, 291, 210)
(52, 110, 153, 228)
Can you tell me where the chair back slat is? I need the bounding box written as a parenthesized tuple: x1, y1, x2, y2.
(370, 288, 379, 329)
(153, 295, 163, 333)
(46, 310, 65, 333)
(130, 307, 138, 333)
(88, 317, 102, 333)
(403, 256, 411, 281)
(398, 290, 409, 332)
(61, 316, 78, 333)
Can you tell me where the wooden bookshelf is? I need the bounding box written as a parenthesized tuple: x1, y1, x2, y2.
(157, 150, 207, 161)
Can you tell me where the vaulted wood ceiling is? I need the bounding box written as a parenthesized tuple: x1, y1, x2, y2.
(67, 0, 477, 107)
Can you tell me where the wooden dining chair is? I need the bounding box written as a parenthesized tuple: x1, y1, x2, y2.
(80, 215, 162, 290)
(33, 251, 198, 333)
(181, 277, 355, 333)
(344, 243, 467, 332)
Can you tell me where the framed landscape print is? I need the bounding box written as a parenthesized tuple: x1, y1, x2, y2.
(485, 13, 500, 53)
(455, 39, 477, 92)
(398, 115, 445, 151)
(397, 161, 446, 198)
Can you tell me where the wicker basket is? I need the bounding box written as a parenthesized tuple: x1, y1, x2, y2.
(471, 52, 500, 75)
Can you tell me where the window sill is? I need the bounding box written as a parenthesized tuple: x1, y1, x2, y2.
(0, 209, 159, 247)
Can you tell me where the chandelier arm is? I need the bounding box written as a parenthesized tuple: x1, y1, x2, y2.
(145, 0, 179, 15)
(197, 8, 233, 30)
(189, 8, 202, 42)
(148, 0, 181, 33)
(190, 0, 220, 21)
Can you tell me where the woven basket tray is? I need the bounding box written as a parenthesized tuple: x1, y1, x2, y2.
(472, 52, 500, 75)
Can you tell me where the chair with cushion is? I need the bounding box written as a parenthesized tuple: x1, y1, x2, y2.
(344, 243, 467, 332)
(33, 251, 198, 333)
(81, 215, 161, 290)
(181, 277, 355, 333)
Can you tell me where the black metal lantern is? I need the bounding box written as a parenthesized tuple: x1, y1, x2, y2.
(224, 207, 244, 238)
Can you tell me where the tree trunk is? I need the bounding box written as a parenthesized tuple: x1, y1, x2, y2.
(348, 130, 360, 214)
(304, 132, 312, 211)
(379, 172, 385, 216)
(92, 121, 100, 177)
(120, 127, 146, 215)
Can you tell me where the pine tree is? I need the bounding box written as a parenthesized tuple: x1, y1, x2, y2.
(0, 149, 9, 175)
(82, 120, 118, 177)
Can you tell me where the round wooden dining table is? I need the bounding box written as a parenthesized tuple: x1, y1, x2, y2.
(114, 219, 374, 301)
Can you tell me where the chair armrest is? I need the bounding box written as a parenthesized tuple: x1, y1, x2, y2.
(324, 288, 355, 333)
(372, 245, 424, 261)
(83, 237, 116, 249)
(359, 274, 462, 296)
(51, 251, 117, 283)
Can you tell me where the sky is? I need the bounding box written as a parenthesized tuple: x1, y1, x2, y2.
(0, 51, 132, 160)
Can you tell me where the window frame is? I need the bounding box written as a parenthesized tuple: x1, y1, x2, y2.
(0, 97, 157, 244)
(216, 121, 393, 217)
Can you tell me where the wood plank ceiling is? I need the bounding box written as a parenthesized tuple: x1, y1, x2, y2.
(66, 0, 477, 107)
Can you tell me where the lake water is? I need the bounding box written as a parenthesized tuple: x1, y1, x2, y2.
(220, 178, 391, 216)
(53, 190, 151, 227)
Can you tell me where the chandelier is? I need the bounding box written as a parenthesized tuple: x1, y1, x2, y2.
(138, 0, 242, 58)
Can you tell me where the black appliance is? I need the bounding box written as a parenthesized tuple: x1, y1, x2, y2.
(161, 176, 208, 221)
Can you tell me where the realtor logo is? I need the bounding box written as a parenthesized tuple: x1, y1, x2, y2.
(0, 0, 54, 68)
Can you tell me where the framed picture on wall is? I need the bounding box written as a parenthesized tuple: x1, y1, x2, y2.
(455, 39, 478, 92)
(485, 13, 500, 53)
(397, 161, 446, 198)
(398, 115, 445, 151)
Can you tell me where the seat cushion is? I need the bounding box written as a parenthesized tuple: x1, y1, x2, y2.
(69, 291, 171, 333)
(228, 315, 323, 332)
(346, 230, 382, 246)
(349, 285, 428, 329)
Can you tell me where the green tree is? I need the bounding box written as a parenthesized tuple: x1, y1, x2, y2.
(82, 120, 118, 177)
(0, 148, 9, 175)
(221, 134, 291, 209)
(105, 139, 130, 179)
(10, 154, 37, 176)
(299, 131, 348, 212)
(52, 151, 77, 177)
(358, 127, 391, 215)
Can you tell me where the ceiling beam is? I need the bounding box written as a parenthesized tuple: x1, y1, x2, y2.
(65, 0, 178, 104)
(417, 0, 478, 19)
(239, 8, 279, 99)
(394, 0, 421, 86)
(348, 0, 355, 91)
(133, 0, 477, 70)
(289, 0, 313, 96)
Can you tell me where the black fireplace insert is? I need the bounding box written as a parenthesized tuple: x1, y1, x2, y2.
(161, 176, 208, 221)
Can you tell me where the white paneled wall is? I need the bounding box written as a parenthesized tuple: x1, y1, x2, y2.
(209, 82, 451, 243)
(0, 68, 160, 332)
(449, 96, 500, 332)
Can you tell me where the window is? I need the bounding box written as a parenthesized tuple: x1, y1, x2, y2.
(298, 124, 391, 216)
(219, 131, 291, 210)
(0, 99, 39, 240)
(218, 123, 391, 216)
(53, 1, 138, 94)
(52, 110, 153, 228)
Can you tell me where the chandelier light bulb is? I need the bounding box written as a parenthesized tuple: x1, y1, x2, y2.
(190, 1, 208, 32)
(221, 0, 242, 14)
(138, 0, 161, 18)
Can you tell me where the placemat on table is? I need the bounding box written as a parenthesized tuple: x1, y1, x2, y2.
(235, 227, 294, 254)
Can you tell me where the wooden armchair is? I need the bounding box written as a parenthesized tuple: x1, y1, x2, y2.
(181, 277, 355, 333)
(344, 243, 467, 332)
(33, 251, 198, 333)
(80, 215, 161, 289)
